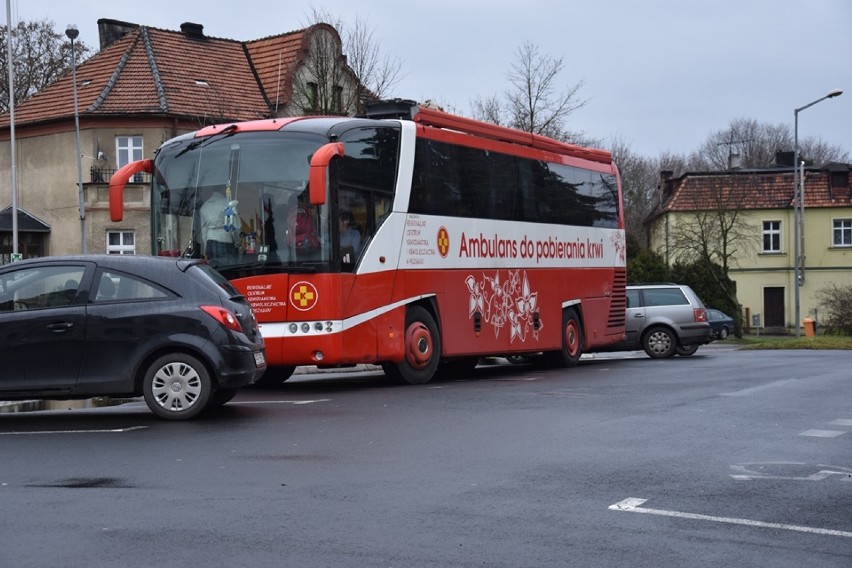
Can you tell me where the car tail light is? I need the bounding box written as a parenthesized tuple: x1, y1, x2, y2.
(201, 305, 244, 333)
(694, 308, 708, 322)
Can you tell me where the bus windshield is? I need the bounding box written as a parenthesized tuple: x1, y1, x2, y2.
(151, 131, 331, 274)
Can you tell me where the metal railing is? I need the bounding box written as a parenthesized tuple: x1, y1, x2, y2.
(89, 166, 150, 184)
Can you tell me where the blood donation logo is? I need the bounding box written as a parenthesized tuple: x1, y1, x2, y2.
(290, 281, 318, 311)
(437, 226, 450, 258)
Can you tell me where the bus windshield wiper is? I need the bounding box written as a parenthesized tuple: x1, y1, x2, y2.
(174, 124, 238, 158)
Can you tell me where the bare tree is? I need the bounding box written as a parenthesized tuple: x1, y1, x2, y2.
(344, 15, 404, 101)
(471, 42, 587, 143)
(690, 117, 849, 170)
(301, 8, 404, 115)
(470, 94, 504, 126)
(0, 19, 91, 113)
(667, 173, 762, 312)
(609, 138, 656, 248)
(607, 139, 692, 249)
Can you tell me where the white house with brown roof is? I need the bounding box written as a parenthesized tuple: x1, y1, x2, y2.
(0, 19, 362, 260)
(647, 163, 852, 333)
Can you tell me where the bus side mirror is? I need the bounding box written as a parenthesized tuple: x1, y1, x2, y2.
(109, 159, 153, 221)
(308, 142, 344, 205)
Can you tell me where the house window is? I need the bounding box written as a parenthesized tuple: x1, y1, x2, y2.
(117, 136, 144, 181)
(762, 220, 781, 253)
(332, 85, 343, 114)
(306, 82, 318, 111)
(834, 219, 852, 247)
(107, 230, 136, 254)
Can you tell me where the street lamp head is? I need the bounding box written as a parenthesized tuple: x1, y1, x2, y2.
(827, 89, 843, 99)
(65, 25, 79, 41)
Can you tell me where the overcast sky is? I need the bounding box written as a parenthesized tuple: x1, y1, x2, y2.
(12, 0, 852, 158)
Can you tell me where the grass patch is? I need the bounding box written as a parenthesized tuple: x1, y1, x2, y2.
(722, 335, 852, 350)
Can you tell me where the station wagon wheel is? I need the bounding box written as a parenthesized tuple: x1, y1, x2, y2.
(675, 344, 700, 356)
(642, 326, 676, 358)
(143, 353, 212, 420)
(382, 305, 441, 385)
(718, 327, 729, 340)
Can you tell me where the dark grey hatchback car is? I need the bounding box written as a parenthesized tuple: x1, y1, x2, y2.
(0, 255, 266, 420)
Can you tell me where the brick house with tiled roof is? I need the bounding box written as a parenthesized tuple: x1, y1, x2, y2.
(0, 19, 361, 259)
(647, 163, 852, 332)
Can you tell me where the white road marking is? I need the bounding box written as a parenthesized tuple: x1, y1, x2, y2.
(235, 399, 331, 405)
(0, 426, 148, 436)
(829, 419, 852, 426)
(610, 498, 852, 538)
(800, 429, 845, 438)
(720, 378, 798, 397)
(730, 462, 852, 481)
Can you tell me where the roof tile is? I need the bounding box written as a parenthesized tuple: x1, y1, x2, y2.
(1, 23, 323, 127)
(657, 169, 851, 217)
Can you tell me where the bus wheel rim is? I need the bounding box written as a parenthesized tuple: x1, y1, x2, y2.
(565, 320, 580, 357)
(405, 322, 432, 369)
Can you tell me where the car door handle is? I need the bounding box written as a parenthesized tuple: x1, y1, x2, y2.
(46, 322, 74, 332)
(633, 313, 645, 318)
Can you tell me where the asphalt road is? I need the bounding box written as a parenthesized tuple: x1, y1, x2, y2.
(1, 345, 851, 567)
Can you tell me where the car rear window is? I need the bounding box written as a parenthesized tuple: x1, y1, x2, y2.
(643, 288, 688, 307)
(194, 263, 242, 297)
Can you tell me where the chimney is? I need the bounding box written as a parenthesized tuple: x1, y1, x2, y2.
(776, 151, 795, 167)
(97, 18, 139, 50)
(728, 152, 742, 170)
(180, 22, 205, 39)
(659, 170, 674, 205)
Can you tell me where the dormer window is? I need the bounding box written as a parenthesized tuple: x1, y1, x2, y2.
(830, 171, 849, 190)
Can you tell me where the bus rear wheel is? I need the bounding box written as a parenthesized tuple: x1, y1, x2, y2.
(543, 308, 583, 368)
(382, 306, 441, 385)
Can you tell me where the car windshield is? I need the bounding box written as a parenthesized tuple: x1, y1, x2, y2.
(151, 131, 331, 276)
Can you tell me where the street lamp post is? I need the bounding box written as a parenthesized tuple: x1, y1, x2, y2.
(793, 89, 842, 336)
(6, 0, 19, 260)
(65, 24, 86, 254)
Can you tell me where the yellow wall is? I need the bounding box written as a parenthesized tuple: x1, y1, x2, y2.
(649, 205, 852, 331)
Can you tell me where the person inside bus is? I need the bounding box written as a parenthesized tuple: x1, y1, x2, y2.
(339, 210, 361, 257)
(287, 192, 319, 249)
(200, 191, 237, 262)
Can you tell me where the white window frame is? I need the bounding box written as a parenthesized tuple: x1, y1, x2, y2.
(106, 230, 136, 255)
(116, 135, 144, 181)
(833, 218, 852, 247)
(762, 220, 781, 253)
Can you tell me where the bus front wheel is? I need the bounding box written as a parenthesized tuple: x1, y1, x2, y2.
(382, 306, 441, 385)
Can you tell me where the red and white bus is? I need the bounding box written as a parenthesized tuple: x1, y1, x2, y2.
(110, 100, 626, 385)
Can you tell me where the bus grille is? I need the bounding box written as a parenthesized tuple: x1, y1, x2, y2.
(607, 268, 627, 329)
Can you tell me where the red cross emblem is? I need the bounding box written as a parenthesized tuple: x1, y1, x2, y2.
(290, 281, 318, 311)
(437, 226, 449, 258)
